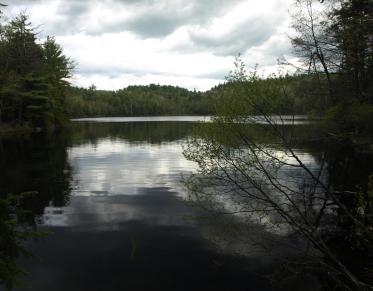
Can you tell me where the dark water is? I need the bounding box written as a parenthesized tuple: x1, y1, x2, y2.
(1, 118, 369, 291)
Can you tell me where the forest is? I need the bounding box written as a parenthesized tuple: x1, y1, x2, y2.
(64, 76, 323, 118)
(66, 84, 211, 117)
(66, 74, 346, 118)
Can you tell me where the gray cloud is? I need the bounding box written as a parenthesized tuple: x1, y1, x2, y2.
(116, 0, 242, 38)
(124, 12, 185, 38)
(196, 69, 228, 80)
(57, 1, 90, 19)
(5, 0, 241, 38)
(189, 17, 278, 56)
(157, 9, 289, 59)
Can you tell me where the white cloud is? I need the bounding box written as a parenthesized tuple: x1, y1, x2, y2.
(2, 0, 295, 90)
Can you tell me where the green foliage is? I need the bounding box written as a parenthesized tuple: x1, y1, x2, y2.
(0, 13, 73, 130)
(66, 84, 212, 117)
(208, 60, 300, 120)
(330, 0, 373, 104)
(65, 73, 334, 119)
(323, 103, 373, 138)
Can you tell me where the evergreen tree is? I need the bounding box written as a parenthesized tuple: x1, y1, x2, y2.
(42, 36, 75, 126)
(330, 0, 373, 104)
(0, 13, 73, 130)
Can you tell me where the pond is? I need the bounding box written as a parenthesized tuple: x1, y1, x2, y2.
(1, 117, 367, 291)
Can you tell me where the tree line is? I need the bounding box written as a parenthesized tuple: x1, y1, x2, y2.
(66, 84, 213, 117)
(65, 73, 350, 118)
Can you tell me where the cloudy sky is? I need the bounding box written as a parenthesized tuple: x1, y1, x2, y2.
(2, 0, 296, 91)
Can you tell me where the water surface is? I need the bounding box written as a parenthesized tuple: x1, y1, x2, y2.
(0, 118, 324, 291)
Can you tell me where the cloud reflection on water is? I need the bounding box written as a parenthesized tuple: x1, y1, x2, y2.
(38, 136, 198, 228)
(68, 138, 197, 195)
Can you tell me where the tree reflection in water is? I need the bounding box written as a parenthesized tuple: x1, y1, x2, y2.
(0, 131, 73, 289)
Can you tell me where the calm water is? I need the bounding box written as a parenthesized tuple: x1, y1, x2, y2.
(0, 118, 335, 291)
